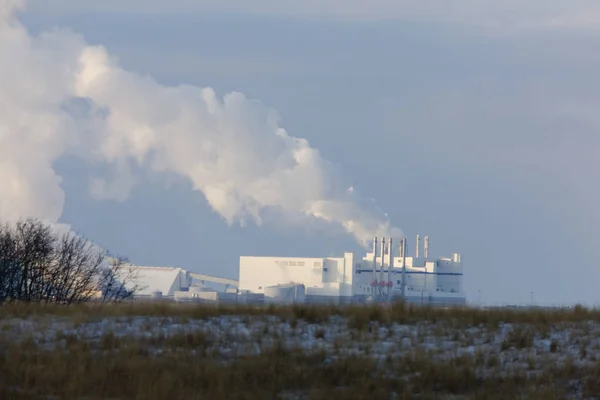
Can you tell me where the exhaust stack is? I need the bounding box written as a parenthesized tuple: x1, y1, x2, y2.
(401, 237, 407, 298)
(387, 237, 393, 299)
(415, 234, 420, 258)
(424, 236, 430, 259)
(379, 237, 386, 284)
(372, 237, 378, 277)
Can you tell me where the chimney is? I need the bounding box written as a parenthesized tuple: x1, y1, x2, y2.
(372, 237, 378, 277)
(415, 234, 420, 258)
(424, 236, 429, 259)
(379, 237, 386, 283)
(387, 237, 393, 298)
(399, 238, 405, 258)
(453, 252, 461, 263)
(401, 237, 407, 298)
(388, 237, 393, 269)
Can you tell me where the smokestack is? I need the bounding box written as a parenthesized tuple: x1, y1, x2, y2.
(388, 237, 393, 269)
(424, 236, 429, 259)
(399, 238, 405, 258)
(415, 234, 420, 258)
(372, 237, 378, 278)
(379, 237, 386, 284)
(401, 237, 407, 298)
(387, 237, 393, 299)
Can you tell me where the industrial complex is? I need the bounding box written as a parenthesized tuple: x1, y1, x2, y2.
(124, 235, 465, 305)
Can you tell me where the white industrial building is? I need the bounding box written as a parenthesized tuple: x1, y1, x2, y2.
(122, 265, 239, 303)
(120, 235, 464, 305)
(125, 266, 192, 297)
(239, 235, 465, 305)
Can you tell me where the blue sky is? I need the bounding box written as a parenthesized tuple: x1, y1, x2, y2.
(10, 0, 600, 306)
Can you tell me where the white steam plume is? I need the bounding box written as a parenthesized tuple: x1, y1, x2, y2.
(0, 1, 402, 246)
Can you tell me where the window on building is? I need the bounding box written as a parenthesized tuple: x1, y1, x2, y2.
(297, 262, 305, 266)
(314, 261, 322, 267)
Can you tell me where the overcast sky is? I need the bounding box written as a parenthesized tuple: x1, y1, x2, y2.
(10, 1, 600, 306)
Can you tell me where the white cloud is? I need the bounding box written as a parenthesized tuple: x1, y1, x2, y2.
(0, 0, 402, 244)
(0, 0, 22, 20)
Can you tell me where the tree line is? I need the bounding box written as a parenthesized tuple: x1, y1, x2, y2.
(0, 218, 141, 304)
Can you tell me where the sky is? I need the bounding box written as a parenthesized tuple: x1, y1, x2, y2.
(4, 0, 600, 306)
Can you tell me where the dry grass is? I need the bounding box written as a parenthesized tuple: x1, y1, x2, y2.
(0, 300, 596, 324)
(1, 301, 600, 399)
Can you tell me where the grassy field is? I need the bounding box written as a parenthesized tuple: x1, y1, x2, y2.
(1, 301, 600, 399)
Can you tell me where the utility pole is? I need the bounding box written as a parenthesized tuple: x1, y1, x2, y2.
(530, 291, 534, 307)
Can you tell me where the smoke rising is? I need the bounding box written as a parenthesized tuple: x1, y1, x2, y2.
(0, 1, 402, 246)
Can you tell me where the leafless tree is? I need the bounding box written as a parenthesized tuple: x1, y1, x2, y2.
(0, 219, 55, 302)
(0, 218, 139, 304)
(99, 255, 145, 303)
(0, 221, 19, 302)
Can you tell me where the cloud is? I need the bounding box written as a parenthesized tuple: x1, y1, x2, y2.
(0, 0, 402, 245)
(0, 0, 21, 20)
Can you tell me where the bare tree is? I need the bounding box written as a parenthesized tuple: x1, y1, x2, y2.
(0, 218, 140, 304)
(0, 219, 55, 302)
(50, 231, 105, 304)
(0, 221, 19, 302)
(98, 256, 145, 303)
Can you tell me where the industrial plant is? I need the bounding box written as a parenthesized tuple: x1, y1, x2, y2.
(125, 235, 465, 305)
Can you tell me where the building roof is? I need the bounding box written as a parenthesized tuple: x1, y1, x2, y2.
(127, 266, 189, 296)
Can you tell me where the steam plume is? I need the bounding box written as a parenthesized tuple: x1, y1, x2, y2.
(0, 1, 402, 245)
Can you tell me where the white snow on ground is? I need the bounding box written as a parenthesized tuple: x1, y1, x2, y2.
(2, 314, 600, 376)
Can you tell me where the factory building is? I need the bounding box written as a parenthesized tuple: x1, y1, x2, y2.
(121, 235, 464, 305)
(124, 266, 192, 298)
(238, 235, 465, 305)
(239, 254, 355, 303)
(123, 265, 240, 303)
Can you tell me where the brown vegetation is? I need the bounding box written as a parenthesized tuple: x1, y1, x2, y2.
(1, 302, 600, 399)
